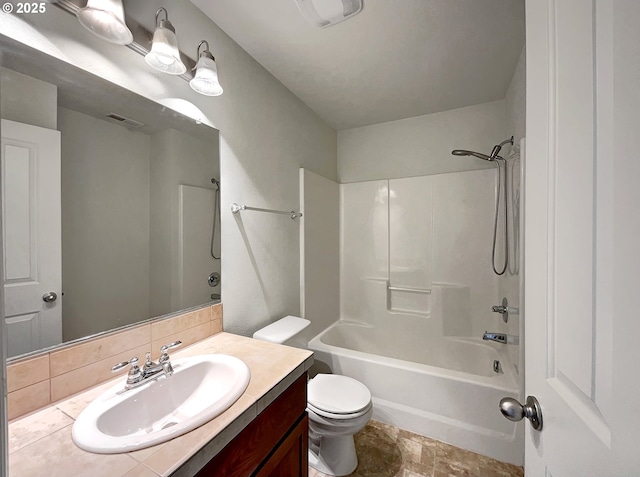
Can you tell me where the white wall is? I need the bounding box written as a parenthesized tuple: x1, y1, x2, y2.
(300, 169, 340, 340)
(1, 0, 337, 337)
(501, 45, 526, 372)
(337, 100, 506, 183)
(506, 47, 526, 147)
(59, 107, 151, 341)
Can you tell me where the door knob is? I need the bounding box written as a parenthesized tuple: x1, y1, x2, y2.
(42, 291, 58, 303)
(499, 395, 543, 431)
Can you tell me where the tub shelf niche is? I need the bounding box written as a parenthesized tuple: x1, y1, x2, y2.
(387, 283, 431, 315)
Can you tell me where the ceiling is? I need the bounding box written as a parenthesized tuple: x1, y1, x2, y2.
(192, 0, 525, 130)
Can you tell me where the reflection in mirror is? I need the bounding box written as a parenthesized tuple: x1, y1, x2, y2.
(0, 36, 221, 359)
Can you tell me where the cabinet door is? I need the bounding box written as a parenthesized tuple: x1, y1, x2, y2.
(194, 373, 307, 477)
(254, 415, 308, 477)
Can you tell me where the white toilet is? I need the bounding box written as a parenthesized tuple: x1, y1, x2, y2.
(253, 316, 373, 476)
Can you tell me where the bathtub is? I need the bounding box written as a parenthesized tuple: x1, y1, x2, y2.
(308, 320, 524, 466)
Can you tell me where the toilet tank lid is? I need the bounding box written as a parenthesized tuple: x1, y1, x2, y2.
(252, 315, 310, 344)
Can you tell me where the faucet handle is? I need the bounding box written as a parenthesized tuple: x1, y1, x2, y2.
(111, 356, 140, 373)
(160, 340, 182, 353)
(159, 340, 182, 361)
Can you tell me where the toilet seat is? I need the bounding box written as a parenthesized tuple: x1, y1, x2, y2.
(307, 374, 372, 420)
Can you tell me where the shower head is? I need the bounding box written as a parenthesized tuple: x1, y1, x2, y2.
(451, 136, 514, 162)
(451, 149, 494, 161)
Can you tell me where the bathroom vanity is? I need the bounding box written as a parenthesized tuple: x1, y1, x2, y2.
(195, 373, 308, 476)
(7, 332, 313, 477)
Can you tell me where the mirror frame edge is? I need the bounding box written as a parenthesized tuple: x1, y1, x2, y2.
(0, 118, 8, 477)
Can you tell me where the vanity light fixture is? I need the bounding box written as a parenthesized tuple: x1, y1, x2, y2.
(145, 7, 187, 75)
(76, 0, 133, 45)
(189, 41, 223, 97)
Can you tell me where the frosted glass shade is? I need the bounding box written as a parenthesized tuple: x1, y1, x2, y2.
(77, 0, 133, 45)
(189, 56, 223, 96)
(145, 26, 186, 75)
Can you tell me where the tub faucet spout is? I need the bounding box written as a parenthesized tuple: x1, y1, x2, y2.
(483, 331, 519, 345)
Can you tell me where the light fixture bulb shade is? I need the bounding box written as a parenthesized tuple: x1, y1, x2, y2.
(76, 0, 133, 45)
(145, 26, 187, 75)
(190, 56, 223, 96)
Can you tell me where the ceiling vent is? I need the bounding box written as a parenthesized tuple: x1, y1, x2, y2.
(295, 0, 362, 28)
(105, 113, 144, 129)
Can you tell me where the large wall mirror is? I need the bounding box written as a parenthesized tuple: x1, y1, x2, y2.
(1, 35, 221, 360)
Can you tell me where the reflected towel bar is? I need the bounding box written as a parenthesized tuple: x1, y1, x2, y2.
(231, 203, 302, 220)
(388, 285, 431, 294)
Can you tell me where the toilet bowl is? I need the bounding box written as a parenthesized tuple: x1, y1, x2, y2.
(307, 373, 373, 476)
(253, 316, 373, 476)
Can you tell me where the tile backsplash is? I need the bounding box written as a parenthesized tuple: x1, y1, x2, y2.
(6, 303, 223, 420)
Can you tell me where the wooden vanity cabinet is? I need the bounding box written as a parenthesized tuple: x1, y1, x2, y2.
(194, 373, 308, 477)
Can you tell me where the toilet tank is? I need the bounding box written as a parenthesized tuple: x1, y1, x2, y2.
(252, 315, 311, 349)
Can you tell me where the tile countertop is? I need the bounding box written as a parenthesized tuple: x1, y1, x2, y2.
(8, 332, 314, 477)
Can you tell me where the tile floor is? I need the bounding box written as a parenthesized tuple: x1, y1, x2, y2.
(308, 420, 524, 477)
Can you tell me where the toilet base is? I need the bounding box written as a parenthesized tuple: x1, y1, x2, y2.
(308, 435, 358, 476)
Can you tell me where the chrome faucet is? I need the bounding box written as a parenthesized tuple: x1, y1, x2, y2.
(482, 332, 519, 345)
(112, 340, 182, 391)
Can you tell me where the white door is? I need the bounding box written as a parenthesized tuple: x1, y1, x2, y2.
(524, 1, 640, 475)
(1, 119, 62, 357)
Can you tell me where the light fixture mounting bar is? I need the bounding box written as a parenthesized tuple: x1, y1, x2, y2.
(52, 0, 196, 81)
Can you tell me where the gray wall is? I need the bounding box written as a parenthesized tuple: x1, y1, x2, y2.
(337, 100, 506, 183)
(300, 169, 340, 340)
(0, 68, 57, 129)
(149, 129, 220, 317)
(1, 0, 338, 339)
(59, 107, 151, 341)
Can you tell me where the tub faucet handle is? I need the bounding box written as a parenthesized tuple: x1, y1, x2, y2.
(492, 298, 520, 323)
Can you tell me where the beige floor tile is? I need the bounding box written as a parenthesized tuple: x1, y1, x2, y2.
(402, 459, 435, 477)
(369, 419, 400, 440)
(398, 436, 423, 463)
(398, 428, 439, 454)
(311, 422, 523, 477)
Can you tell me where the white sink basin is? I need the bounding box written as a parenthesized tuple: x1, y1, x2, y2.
(72, 354, 250, 453)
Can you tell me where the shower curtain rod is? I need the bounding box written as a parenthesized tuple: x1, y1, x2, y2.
(230, 203, 303, 220)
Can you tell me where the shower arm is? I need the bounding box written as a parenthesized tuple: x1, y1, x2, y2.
(489, 136, 515, 160)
